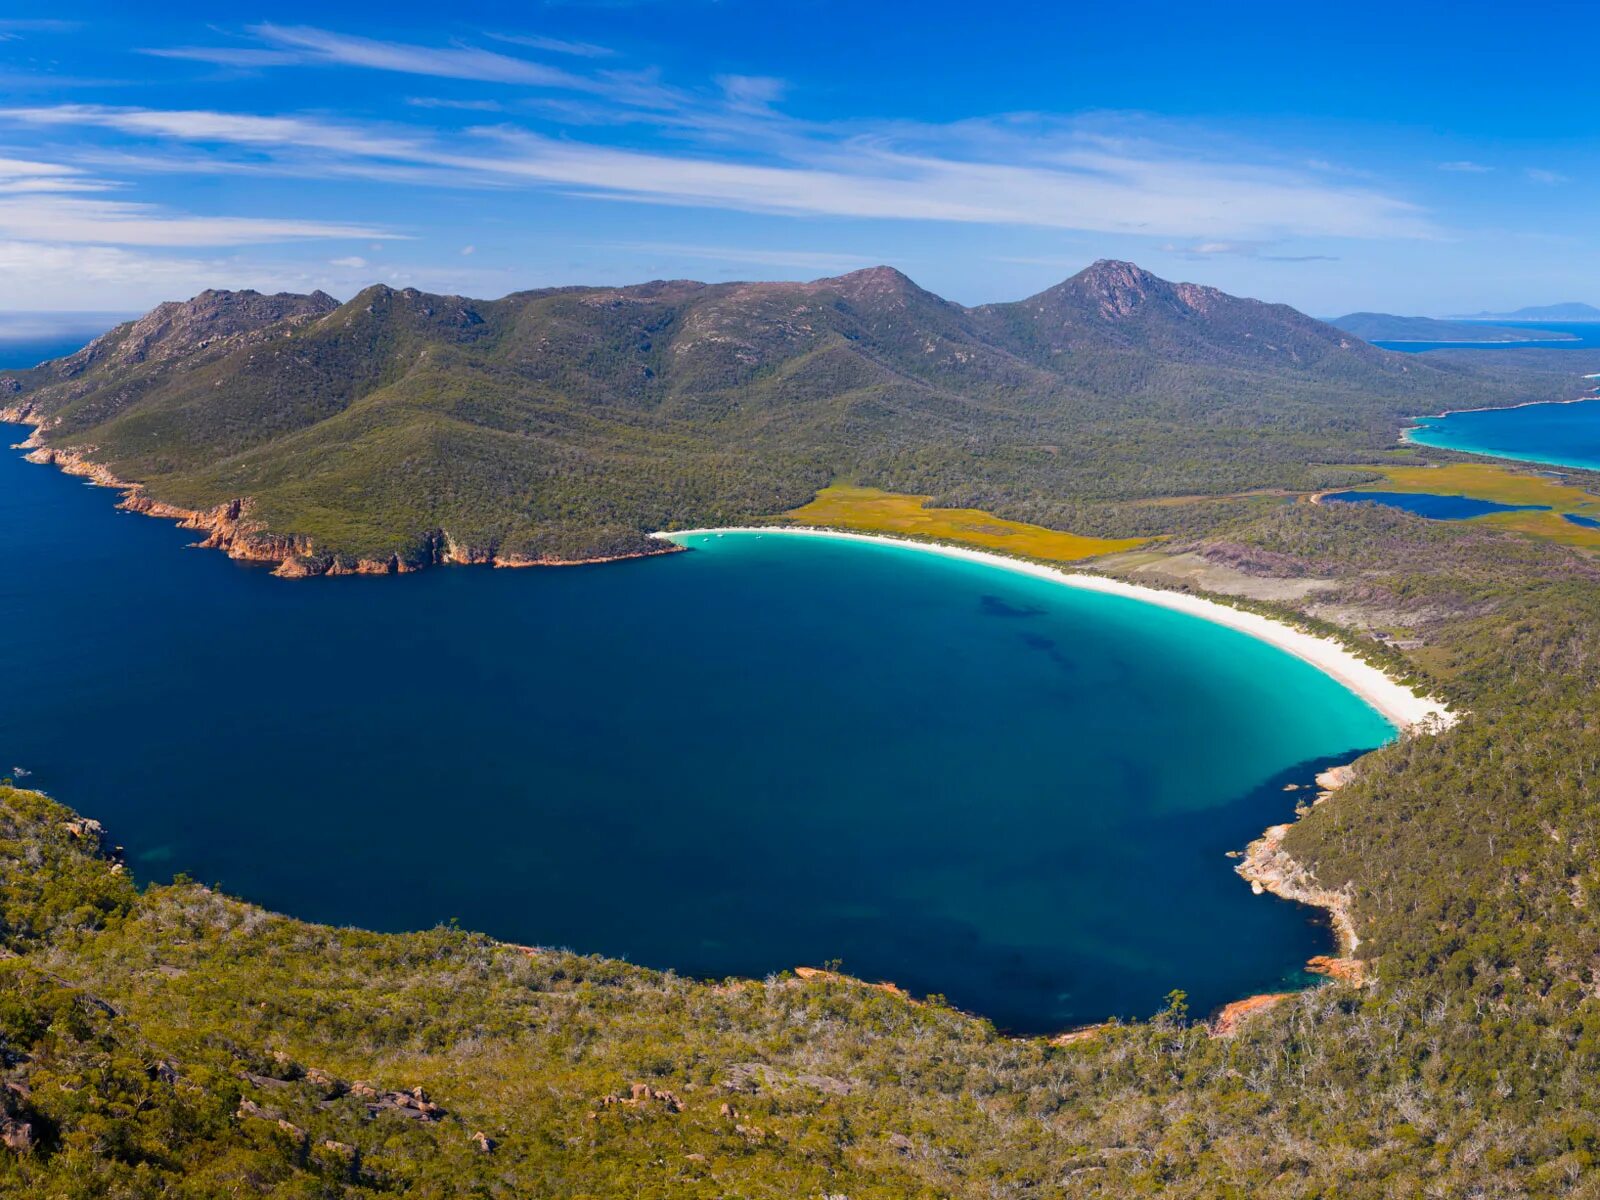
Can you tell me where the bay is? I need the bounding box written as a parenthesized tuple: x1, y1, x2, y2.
(1, 329, 1395, 1030)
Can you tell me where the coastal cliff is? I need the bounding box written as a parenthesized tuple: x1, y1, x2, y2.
(4, 408, 676, 577)
(1237, 765, 1365, 984)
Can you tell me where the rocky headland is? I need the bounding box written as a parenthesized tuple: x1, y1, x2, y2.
(4, 410, 677, 578)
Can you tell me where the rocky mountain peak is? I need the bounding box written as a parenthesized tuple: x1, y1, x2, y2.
(817, 265, 919, 301)
(1063, 260, 1174, 317)
(85, 289, 339, 369)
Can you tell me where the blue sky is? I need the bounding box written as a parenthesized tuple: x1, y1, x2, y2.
(2, 0, 1596, 317)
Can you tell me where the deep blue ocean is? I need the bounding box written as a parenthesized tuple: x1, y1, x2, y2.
(0, 337, 1395, 1032)
(0, 314, 132, 369)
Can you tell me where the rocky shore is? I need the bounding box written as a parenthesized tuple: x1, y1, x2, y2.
(1200, 766, 1370, 1037)
(4, 409, 677, 577)
(1237, 765, 1365, 984)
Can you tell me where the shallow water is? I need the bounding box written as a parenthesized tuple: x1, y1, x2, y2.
(0, 415, 1395, 1032)
(1406, 399, 1600, 473)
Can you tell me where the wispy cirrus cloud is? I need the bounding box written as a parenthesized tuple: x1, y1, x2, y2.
(145, 47, 304, 68)
(145, 25, 684, 110)
(0, 144, 396, 247)
(1163, 240, 1340, 263)
(406, 97, 505, 112)
(1526, 167, 1569, 185)
(0, 196, 395, 246)
(249, 23, 596, 89)
(0, 156, 106, 194)
(5, 104, 1438, 242)
(590, 241, 879, 272)
(1439, 160, 1492, 173)
(0, 239, 514, 310)
(715, 74, 787, 109)
(487, 32, 615, 59)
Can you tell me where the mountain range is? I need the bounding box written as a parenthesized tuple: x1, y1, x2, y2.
(0, 260, 1562, 574)
(1451, 302, 1600, 321)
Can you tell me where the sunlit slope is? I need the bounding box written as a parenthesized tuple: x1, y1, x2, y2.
(3, 261, 1557, 567)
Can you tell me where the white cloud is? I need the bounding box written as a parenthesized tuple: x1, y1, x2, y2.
(249, 24, 595, 90)
(1526, 168, 1568, 185)
(0, 241, 518, 311)
(406, 97, 505, 112)
(330, 255, 368, 268)
(1162, 240, 1340, 263)
(460, 244, 476, 255)
(487, 32, 614, 59)
(0, 155, 84, 178)
(471, 129, 1433, 240)
(716, 74, 787, 108)
(6, 104, 1432, 243)
(145, 47, 304, 67)
(1439, 160, 1492, 173)
(0, 195, 395, 247)
(0, 241, 280, 308)
(591, 241, 878, 272)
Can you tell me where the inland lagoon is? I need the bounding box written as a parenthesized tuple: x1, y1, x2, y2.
(1321, 490, 1551, 520)
(2, 420, 1402, 1032)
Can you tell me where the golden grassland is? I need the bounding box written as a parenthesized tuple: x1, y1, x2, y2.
(1348, 462, 1600, 550)
(779, 485, 1147, 562)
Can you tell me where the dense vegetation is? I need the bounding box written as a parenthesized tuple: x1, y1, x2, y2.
(6, 492, 1600, 1195)
(3, 261, 1588, 569)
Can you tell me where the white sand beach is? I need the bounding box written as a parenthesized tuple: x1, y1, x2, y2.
(652, 526, 1456, 734)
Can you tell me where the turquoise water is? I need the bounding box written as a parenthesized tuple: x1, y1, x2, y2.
(1406, 399, 1600, 472)
(1322, 490, 1550, 519)
(0, 416, 1395, 1031)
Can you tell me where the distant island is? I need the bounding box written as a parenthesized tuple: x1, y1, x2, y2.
(1329, 312, 1579, 343)
(1449, 301, 1600, 322)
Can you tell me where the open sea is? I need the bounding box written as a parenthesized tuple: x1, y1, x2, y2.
(0, 335, 1395, 1032)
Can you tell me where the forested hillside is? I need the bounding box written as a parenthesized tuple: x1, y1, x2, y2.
(3, 261, 1577, 572)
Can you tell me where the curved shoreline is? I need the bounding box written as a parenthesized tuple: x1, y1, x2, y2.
(661, 524, 1449, 1026)
(1398, 392, 1600, 469)
(654, 526, 1455, 734)
(1401, 431, 1600, 475)
(1405, 391, 1600, 423)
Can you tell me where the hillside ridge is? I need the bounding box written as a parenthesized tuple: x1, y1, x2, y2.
(1, 261, 1572, 575)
